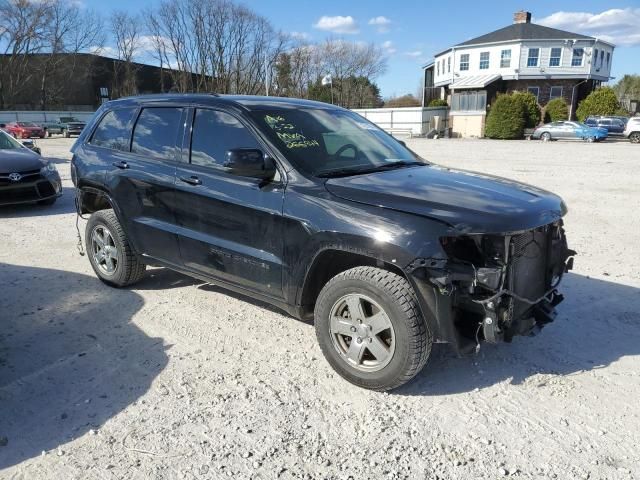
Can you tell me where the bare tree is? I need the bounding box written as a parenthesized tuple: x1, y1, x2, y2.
(110, 11, 141, 97)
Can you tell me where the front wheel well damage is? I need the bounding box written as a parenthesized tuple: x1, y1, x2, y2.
(299, 249, 407, 320)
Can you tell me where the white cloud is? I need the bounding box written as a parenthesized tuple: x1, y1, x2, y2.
(368, 16, 392, 33)
(404, 50, 422, 58)
(537, 8, 640, 46)
(313, 15, 359, 34)
(382, 40, 396, 55)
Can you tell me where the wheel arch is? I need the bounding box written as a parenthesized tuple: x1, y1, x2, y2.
(298, 247, 408, 320)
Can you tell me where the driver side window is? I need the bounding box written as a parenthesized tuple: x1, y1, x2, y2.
(190, 109, 260, 168)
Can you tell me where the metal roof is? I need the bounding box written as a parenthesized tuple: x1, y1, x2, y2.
(449, 74, 501, 90)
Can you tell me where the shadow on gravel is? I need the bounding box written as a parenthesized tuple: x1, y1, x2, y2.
(0, 186, 76, 218)
(0, 263, 168, 469)
(398, 273, 640, 396)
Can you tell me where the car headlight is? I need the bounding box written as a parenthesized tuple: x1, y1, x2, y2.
(41, 163, 57, 174)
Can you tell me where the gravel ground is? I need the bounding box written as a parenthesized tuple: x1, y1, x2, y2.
(1, 136, 639, 480)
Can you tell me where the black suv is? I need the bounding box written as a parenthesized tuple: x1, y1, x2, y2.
(71, 94, 574, 391)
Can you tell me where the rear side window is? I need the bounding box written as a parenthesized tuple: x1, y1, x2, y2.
(90, 108, 136, 151)
(190, 109, 260, 168)
(132, 107, 184, 160)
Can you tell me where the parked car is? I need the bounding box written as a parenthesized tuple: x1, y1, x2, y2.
(584, 116, 627, 135)
(2, 121, 46, 139)
(532, 121, 608, 142)
(623, 117, 640, 143)
(71, 94, 574, 391)
(42, 116, 86, 137)
(0, 129, 62, 206)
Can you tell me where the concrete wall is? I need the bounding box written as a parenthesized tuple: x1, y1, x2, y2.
(352, 107, 449, 136)
(0, 110, 95, 124)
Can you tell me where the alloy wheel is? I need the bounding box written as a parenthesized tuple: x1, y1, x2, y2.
(630, 133, 640, 144)
(329, 293, 396, 372)
(91, 225, 119, 276)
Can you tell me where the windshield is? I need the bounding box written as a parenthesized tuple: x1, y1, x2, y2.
(60, 117, 80, 123)
(17, 122, 36, 127)
(249, 107, 425, 177)
(0, 130, 24, 149)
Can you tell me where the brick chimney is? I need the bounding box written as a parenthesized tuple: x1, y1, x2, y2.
(513, 11, 532, 24)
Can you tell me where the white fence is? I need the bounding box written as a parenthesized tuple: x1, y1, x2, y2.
(352, 106, 449, 136)
(0, 110, 95, 124)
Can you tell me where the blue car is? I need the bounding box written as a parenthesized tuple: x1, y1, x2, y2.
(532, 121, 608, 142)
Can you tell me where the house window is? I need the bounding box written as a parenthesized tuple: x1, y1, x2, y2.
(593, 48, 598, 67)
(527, 87, 540, 101)
(606, 52, 611, 67)
(450, 90, 487, 112)
(549, 47, 562, 67)
(448, 56, 451, 73)
(527, 48, 540, 67)
(550, 86, 563, 99)
(600, 50, 604, 68)
(437, 61, 439, 76)
(459, 54, 470, 71)
(479, 52, 490, 70)
(571, 48, 584, 66)
(500, 49, 511, 68)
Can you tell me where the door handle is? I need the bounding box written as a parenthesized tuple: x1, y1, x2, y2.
(179, 175, 202, 186)
(112, 161, 129, 169)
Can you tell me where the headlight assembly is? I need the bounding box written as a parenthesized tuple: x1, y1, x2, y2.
(41, 163, 57, 174)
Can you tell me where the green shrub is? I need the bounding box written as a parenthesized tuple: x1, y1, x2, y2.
(576, 87, 621, 121)
(428, 98, 449, 107)
(485, 94, 526, 139)
(544, 98, 569, 122)
(511, 91, 541, 128)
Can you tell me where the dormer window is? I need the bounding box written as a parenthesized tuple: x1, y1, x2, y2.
(527, 48, 539, 67)
(571, 48, 584, 67)
(549, 48, 562, 67)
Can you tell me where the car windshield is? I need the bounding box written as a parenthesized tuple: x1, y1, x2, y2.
(17, 122, 36, 127)
(249, 107, 425, 177)
(60, 117, 80, 122)
(0, 130, 24, 149)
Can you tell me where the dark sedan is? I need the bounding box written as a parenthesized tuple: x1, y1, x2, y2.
(0, 130, 62, 206)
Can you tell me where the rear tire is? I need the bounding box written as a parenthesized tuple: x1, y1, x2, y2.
(541, 132, 551, 142)
(85, 209, 146, 287)
(314, 266, 432, 391)
(630, 132, 640, 144)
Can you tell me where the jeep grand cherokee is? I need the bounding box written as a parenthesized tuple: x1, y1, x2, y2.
(71, 94, 574, 391)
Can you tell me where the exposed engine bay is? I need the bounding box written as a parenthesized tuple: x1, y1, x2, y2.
(409, 221, 575, 350)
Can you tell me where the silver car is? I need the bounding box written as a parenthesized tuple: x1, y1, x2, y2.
(532, 121, 608, 142)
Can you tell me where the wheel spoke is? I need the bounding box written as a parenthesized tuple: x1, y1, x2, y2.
(93, 231, 105, 248)
(346, 296, 365, 322)
(105, 257, 116, 273)
(346, 339, 366, 365)
(367, 336, 391, 362)
(367, 311, 390, 335)
(330, 316, 354, 337)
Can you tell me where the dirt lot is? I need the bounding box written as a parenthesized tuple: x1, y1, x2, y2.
(1, 137, 639, 480)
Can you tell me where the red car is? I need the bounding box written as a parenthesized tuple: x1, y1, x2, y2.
(2, 122, 46, 139)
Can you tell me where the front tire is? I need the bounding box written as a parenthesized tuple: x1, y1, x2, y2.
(630, 132, 640, 144)
(314, 267, 432, 391)
(85, 209, 146, 287)
(541, 132, 551, 142)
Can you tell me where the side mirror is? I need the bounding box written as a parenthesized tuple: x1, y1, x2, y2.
(398, 140, 407, 147)
(224, 148, 276, 179)
(0, 123, 5, 128)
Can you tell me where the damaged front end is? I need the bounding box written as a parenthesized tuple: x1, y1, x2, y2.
(408, 221, 575, 352)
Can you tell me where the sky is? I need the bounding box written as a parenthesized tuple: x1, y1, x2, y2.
(82, 0, 640, 98)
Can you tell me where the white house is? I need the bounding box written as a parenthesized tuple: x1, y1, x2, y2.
(422, 11, 615, 137)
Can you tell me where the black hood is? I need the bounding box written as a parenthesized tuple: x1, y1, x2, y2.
(0, 149, 45, 173)
(325, 165, 567, 234)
